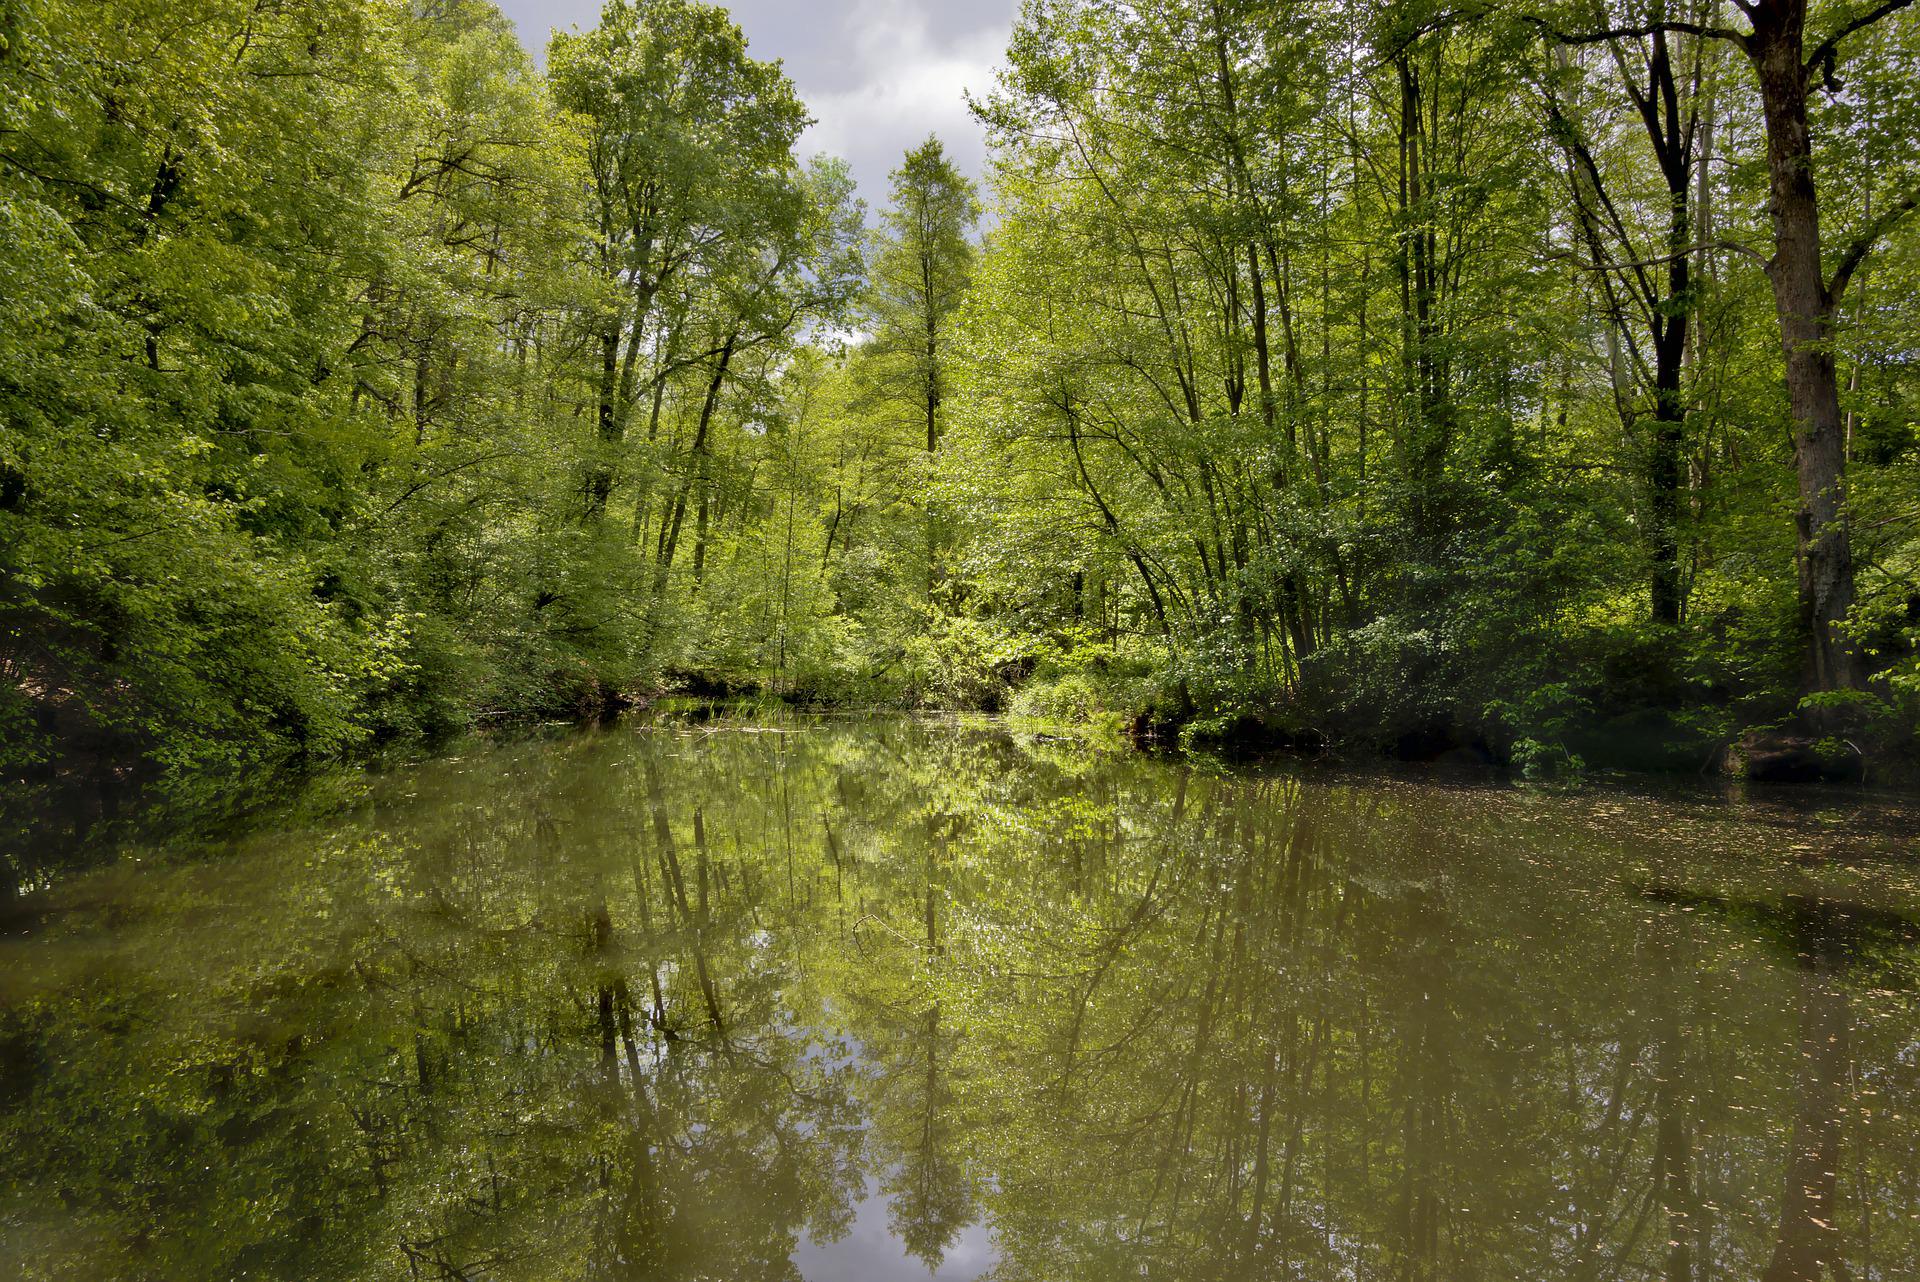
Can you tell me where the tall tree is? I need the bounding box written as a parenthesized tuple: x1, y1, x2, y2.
(548, 0, 810, 518)
(1547, 0, 1920, 699)
(865, 136, 981, 456)
(1540, 11, 1720, 625)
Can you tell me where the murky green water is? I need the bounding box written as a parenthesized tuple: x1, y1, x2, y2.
(4, 713, 1920, 1281)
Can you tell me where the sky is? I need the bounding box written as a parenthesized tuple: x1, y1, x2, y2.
(494, 0, 1017, 215)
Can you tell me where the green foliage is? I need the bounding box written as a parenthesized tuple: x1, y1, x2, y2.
(7, 0, 1920, 780)
(894, 609, 1025, 710)
(860, 136, 979, 455)
(0, 0, 859, 778)
(1006, 628, 1170, 736)
(921, 0, 1920, 772)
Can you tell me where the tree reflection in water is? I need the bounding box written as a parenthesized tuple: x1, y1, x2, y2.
(2, 713, 1918, 1281)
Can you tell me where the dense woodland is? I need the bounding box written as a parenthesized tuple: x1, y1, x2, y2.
(5, 0, 1920, 779)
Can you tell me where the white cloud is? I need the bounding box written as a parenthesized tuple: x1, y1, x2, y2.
(791, 2, 1006, 209)
(498, 0, 1013, 213)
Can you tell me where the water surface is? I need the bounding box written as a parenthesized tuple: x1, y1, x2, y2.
(4, 713, 1920, 1280)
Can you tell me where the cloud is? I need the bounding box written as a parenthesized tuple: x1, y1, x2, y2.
(794, 3, 1006, 205)
(495, 0, 1014, 212)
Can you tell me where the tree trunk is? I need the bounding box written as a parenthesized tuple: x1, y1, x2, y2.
(654, 337, 736, 596)
(587, 324, 622, 516)
(1650, 128, 1691, 627)
(1748, 0, 1862, 696)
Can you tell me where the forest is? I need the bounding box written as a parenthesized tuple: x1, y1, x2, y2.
(5, 0, 1920, 782)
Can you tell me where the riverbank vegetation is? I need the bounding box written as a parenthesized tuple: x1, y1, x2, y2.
(5, 0, 1920, 781)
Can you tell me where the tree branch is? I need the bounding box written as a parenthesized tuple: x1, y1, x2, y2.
(1525, 16, 1750, 51)
(1806, 0, 1919, 76)
(1828, 179, 1920, 301)
(1552, 238, 1769, 274)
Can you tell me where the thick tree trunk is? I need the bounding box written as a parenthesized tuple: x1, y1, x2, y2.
(1649, 359, 1687, 625)
(1395, 54, 1449, 556)
(1748, 0, 1862, 695)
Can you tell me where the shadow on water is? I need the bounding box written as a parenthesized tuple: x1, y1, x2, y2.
(2, 711, 1919, 1280)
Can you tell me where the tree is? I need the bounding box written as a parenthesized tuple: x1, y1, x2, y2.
(1545, 0, 1920, 701)
(1539, 9, 1723, 625)
(9, 0, 1920, 776)
(548, 0, 812, 519)
(865, 137, 981, 457)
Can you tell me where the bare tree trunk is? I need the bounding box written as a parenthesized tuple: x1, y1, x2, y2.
(1649, 40, 1693, 628)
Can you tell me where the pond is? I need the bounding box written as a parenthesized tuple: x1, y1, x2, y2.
(4, 712, 1920, 1280)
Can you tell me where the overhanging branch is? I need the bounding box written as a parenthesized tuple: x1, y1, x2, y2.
(1828, 179, 1920, 301)
(1524, 15, 1750, 50)
(1805, 0, 1919, 77)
